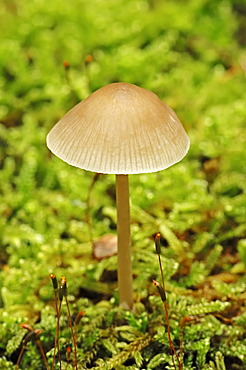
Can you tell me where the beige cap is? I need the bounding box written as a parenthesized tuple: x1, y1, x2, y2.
(47, 82, 190, 174)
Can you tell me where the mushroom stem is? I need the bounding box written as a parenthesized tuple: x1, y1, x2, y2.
(116, 174, 133, 309)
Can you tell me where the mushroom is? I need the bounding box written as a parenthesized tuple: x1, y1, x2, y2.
(46, 82, 190, 309)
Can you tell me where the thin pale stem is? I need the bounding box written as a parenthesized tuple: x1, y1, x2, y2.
(116, 174, 133, 309)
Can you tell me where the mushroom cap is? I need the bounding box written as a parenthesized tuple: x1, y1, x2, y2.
(47, 82, 190, 174)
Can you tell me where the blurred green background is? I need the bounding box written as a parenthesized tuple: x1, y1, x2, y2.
(0, 0, 246, 369)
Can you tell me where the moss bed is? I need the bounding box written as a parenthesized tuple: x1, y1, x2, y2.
(0, 0, 245, 369)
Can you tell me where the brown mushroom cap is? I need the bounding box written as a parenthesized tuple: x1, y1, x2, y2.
(47, 82, 190, 174)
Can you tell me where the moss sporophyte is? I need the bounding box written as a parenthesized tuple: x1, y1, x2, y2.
(50, 275, 78, 370)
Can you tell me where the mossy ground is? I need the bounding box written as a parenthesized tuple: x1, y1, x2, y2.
(0, 0, 245, 369)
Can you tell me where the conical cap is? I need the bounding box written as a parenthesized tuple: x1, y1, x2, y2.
(47, 82, 190, 174)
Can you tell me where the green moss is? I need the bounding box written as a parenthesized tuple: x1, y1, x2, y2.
(0, 0, 245, 368)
